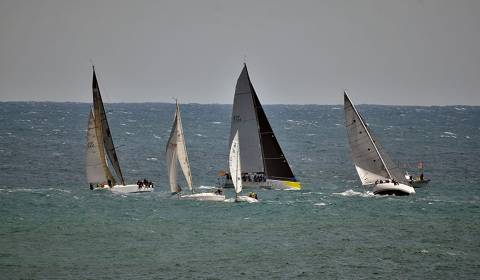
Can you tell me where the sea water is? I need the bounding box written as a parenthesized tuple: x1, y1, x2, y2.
(0, 102, 479, 279)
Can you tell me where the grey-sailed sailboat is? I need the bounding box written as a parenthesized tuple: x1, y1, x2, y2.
(85, 66, 152, 193)
(220, 64, 302, 190)
(166, 100, 225, 201)
(344, 91, 415, 195)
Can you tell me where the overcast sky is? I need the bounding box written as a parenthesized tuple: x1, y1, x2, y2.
(0, 0, 479, 105)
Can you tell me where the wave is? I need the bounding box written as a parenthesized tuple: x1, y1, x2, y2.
(332, 189, 375, 197)
(0, 187, 71, 194)
(198, 185, 216, 189)
(314, 202, 327, 206)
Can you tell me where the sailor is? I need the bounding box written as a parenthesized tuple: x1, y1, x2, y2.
(89, 184, 94, 190)
(420, 173, 424, 181)
(214, 188, 223, 195)
(107, 179, 112, 187)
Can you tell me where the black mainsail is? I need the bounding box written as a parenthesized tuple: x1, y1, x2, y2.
(229, 64, 298, 185)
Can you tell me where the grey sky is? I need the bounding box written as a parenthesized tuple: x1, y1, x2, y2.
(0, 0, 479, 105)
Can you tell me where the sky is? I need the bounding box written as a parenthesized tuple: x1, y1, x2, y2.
(0, 0, 479, 105)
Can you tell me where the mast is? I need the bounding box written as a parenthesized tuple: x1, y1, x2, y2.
(92, 66, 125, 185)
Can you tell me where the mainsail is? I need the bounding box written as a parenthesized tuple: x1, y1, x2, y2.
(92, 68, 125, 185)
(344, 92, 407, 185)
(85, 109, 109, 184)
(166, 101, 193, 193)
(229, 64, 297, 182)
(229, 131, 242, 194)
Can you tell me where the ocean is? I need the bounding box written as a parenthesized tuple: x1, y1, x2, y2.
(0, 102, 479, 279)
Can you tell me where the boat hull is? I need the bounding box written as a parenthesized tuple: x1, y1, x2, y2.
(221, 178, 301, 190)
(110, 184, 154, 194)
(180, 193, 226, 201)
(373, 183, 415, 196)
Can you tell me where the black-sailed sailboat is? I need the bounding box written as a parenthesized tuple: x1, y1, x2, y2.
(221, 64, 301, 190)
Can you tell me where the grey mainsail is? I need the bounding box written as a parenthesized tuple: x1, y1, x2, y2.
(228, 64, 297, 182)
(344, 92, 407, 185)
(229, 65, 264, 173)
(85, 109, 109, 184)
(92, 68, 125, 185)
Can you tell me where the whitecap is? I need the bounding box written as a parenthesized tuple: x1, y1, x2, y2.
(125, 132, 134, 135)
(211, 121, 222, 124)
(306, 133, 316, 136)
(331, 107, 340, 110)
(195, 133, 204, 137)
(198, 185, 215, 189)
(146, 157, 158, 161)
(333, 189, 375, 197)
(153, 134, 162, 139)
(314, 202, 327, 206)
(443, 131, 456, 136)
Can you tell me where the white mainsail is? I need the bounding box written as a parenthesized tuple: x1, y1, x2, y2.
(344, 92, 407, 185)
(229, 131, 242, 195)
(166, 101, 193, 193)
(85, 109, 108, 184)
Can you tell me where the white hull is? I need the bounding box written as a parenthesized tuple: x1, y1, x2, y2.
(180, 192, 226, 201)
(372, 182, 415, 196)
(110, 184, 154, 194)
(235, 195, 259, 203)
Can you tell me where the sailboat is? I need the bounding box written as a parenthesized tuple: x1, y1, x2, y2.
(405, 161, 431, 188)
(85, 66, 152, 193)
(166, 100, 225, 201)
(229, 131, 258, 203)
(343, 92, 415, 196)
(221, 64, 301, 190)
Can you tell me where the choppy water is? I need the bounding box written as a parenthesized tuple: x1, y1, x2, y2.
(0, 102, 479, 279)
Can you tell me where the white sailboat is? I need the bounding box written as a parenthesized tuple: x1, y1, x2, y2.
(221, 64, 301, 190)
(166, 100, 225, 201)
(85, 66, 152, 193)
(229, 131, 258, 203)
(344, 92, 415, 196)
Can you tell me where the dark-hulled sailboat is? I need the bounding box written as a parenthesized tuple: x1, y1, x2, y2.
(221, 64, 301, 190)
(343, 91, 415, 195)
